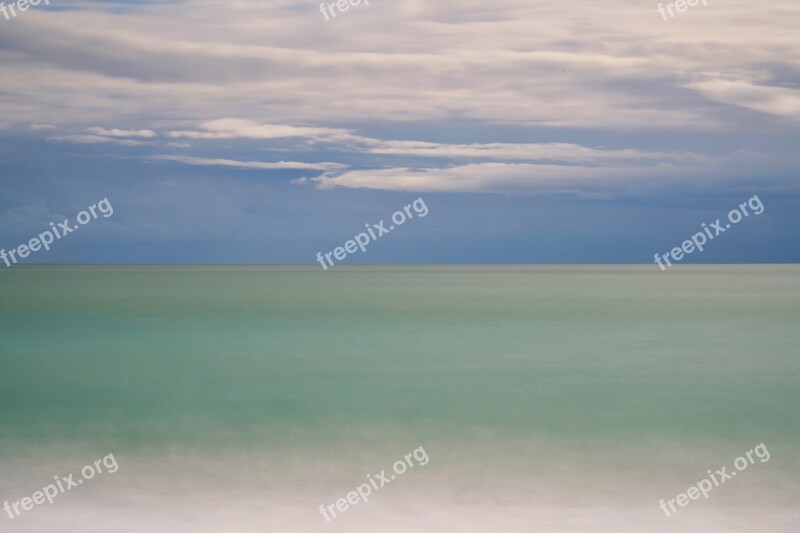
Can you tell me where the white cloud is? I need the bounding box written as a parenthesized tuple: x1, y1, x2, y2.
(306, 162, 707, 195)
(151, 155, 347, 171)
(167, 119, 356, 142)
(306, 149, 790, 195)
(686, 80, 800, 119)
(358, 140, 706, 164)
(164, 119, 709, 164)
(2, 0, 797, 199)
(86, 127, 157, 138)
(0, 0, 796, 128)
(47, 134, 150, 146)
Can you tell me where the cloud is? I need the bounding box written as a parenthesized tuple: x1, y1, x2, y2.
(30, 124, 56, 131)
(166, 119, 356, 142)
(61, 118, 793, 196)
(358, 140, 705, 164)
(86, 127, 157, 138)
(151, 155, 347, 171)
(686, 80, 800, 119)
(46, 127, 157, 146)
(306, 149, 793, 195)
(306, 162, 705, 195)
(162, 119, 709, 165)
(0, 0, 796, 129)
(47, 134, 151, 146)
(1, 0, 798, 201)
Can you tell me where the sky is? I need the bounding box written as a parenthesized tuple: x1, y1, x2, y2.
(0, 0, 798, 264)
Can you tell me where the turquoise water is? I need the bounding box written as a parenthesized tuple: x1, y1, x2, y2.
(1, 266, 798, 531)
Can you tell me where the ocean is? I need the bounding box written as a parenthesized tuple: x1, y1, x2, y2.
(1, 265, 798, 531)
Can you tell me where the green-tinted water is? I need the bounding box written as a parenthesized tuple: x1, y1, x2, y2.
(1, 266, 798, 532)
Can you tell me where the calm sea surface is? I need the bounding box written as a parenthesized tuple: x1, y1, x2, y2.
(1, 266, 798, 531)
